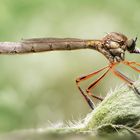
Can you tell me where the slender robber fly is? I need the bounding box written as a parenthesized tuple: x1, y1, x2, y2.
(2, 32, 139, 109)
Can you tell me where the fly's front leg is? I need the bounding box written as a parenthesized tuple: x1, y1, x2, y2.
(122, 61, 140, 73)
(76, 65, 110, 109)
(111, 66, 140, 95)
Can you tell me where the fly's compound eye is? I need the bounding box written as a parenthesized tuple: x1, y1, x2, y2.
(126, 37, 137, 53)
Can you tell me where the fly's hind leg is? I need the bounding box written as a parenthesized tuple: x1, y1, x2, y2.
(76, 65, 110, 109)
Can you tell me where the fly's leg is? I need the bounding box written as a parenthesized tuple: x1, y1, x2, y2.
(86, 68, 110, 100)
(122, 61, 140, 73)
(76, 84, 95, 110)
(123, 61, 140, 66)
(76, 65, 110, 109)
(111, 67, 140, 95)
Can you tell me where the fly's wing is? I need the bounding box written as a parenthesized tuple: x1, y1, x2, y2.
(103, 32, 128, 44)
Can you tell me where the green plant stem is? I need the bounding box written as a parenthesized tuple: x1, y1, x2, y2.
(1, 81, 140, 139)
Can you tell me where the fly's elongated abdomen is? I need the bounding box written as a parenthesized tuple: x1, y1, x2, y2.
(0, 38, 102, 54)
(22, 38, 87, 52)
(22, 38, 101, 53)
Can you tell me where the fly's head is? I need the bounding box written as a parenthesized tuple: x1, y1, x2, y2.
(102, 32, 138, 63)
(126, 37, 139, 53)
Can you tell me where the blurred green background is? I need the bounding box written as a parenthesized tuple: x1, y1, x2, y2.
(0, 0, 140, 133)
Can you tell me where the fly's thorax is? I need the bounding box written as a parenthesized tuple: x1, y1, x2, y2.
(102, 39, 127, 63)
(86, 39, 126, 63)
(99, 32, 129, 63)
(86, 32, 138, 63)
